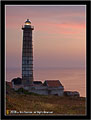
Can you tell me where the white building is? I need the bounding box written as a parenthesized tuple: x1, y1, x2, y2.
(11, 79, 64, 96)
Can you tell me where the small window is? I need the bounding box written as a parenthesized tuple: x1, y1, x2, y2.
(27, 60, 29, 64)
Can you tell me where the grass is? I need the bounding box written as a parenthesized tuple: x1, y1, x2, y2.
(6, 84, 86, 115)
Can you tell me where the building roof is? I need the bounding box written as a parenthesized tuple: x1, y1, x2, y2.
(33, 81, 42, 85)
(25, 19, 31, 24)
(12, 77, 22, 85)
(44, 80, 63, 87)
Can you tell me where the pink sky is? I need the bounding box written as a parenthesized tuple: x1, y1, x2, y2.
(6, 5, 86, 69)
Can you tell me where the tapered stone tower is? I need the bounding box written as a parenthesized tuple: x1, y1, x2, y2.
(22, 19, 34, 86)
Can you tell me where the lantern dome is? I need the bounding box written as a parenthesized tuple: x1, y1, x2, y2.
(25, 19, 31, 25)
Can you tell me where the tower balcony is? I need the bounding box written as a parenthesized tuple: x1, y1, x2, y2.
(22, 25, 34, 30)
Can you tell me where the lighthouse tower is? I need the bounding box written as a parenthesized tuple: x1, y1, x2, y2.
(22, 19, 34, 86)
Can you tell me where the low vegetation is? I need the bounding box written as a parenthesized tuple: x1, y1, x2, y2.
(6, 84, 86, 115)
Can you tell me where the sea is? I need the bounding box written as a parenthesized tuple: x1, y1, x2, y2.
(6, 68, 86, 97)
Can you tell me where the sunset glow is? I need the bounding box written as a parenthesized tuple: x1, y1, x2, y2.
(6, 5, 86, 69)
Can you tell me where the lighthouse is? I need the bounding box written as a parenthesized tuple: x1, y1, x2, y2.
(22, 19, 34, 86)
(12, 19, 64, 96)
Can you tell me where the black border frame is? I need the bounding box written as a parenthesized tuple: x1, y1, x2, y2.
(1, 1, 90, 119)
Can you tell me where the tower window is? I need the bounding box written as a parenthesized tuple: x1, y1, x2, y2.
(27, 60, 29, 64)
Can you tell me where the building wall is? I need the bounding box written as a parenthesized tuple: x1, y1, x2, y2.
(12, 84, 64, 96)
(12, 83, 23, 91)
(28, 86, 64, 96)
(50, 89, 64, 96)
(29, 89, 48, 95)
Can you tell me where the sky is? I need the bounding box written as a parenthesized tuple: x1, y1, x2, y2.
(6, 5, 86, 69)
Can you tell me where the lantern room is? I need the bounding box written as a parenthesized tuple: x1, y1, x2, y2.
(25, 19, 31, 26)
